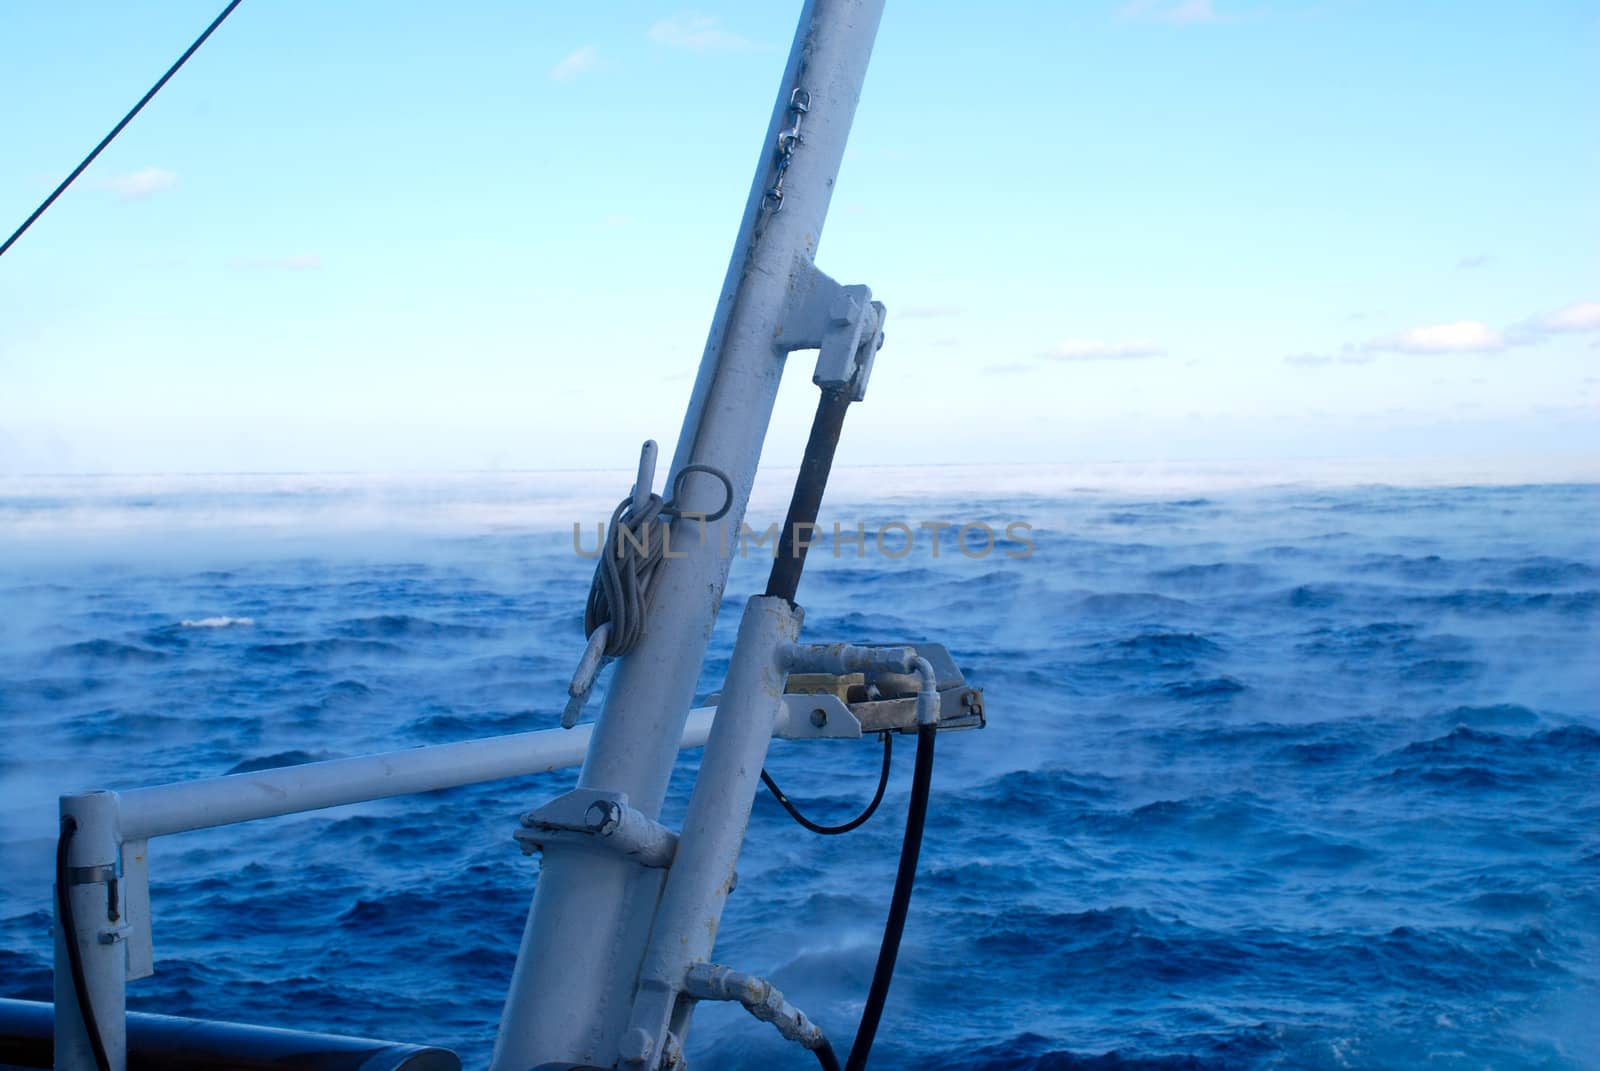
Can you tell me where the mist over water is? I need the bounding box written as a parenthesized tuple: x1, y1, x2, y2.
(1, 473, 1596, 1070)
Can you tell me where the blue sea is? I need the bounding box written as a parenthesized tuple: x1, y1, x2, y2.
(1, 471, 1596, 1070)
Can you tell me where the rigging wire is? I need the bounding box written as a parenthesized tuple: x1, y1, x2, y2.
(0, 0, 245, 260)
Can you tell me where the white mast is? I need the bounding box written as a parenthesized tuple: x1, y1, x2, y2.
(490, 1, 890, 1067)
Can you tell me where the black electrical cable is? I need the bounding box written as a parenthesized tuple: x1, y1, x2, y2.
(759, 378, 941, 1070)
(844, 721, 935, 1071)
(55, 816, 112, 1071)
(813, 1039, 844, 1071)
(0, 0, 246, 259)
(760, 731, 891, 835)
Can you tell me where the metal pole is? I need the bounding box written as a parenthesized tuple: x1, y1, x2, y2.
(623, 597, 801, 1067)
(118, 710, 717, 841)
(490, 2, 886, 1067)
(54, 792, 125, 1071)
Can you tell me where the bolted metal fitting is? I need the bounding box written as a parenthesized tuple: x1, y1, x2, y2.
(585, 800, 622, 836)
(517, 789, 679, 869)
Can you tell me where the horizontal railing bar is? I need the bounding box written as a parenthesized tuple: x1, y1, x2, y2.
(117, 707, 720, 841)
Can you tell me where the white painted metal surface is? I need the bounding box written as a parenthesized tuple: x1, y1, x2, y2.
(48, 697, 859, 1070)
(54, 792, 125, 1071)
(624, 597, 803, 1066)
(491, 2, 887, 1066)
(118, 714, 706, 841)
(50, 3, 894, 1067)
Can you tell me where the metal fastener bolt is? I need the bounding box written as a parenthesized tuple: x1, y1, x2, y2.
(585, 800, 621, 836)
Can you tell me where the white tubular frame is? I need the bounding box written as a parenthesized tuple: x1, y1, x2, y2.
(52, 2, 891, 1068)
(493, 2, 886, 1065)
(50, 707, 727, 1071)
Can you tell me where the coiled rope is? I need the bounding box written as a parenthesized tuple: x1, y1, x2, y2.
(582, 462, 733, 657)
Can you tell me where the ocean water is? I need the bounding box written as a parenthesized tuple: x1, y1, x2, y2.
(1, 472, 1596, 1070)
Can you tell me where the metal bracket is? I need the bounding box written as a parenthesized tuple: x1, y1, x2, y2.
(851, 683, 985, 734)
(775, 260, 886, 401)
(516, 789, 679, 868)
(776, 692, 862, 739)
(782, 643, 985, 735)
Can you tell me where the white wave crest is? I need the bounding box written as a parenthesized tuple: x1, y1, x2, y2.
(180, 616, 255, 629)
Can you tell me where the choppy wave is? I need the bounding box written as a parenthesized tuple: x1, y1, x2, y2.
(1, 478, 1597, 1070)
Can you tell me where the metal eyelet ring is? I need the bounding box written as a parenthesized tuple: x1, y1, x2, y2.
(665, 464, 735, 522)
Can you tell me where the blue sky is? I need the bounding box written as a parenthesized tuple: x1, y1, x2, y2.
(1, 0, 1595, 476)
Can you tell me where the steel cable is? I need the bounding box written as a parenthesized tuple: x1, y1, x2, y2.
(1, 0, 245, 259)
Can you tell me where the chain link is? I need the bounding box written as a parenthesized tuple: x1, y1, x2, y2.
(764, 87, 811, 212)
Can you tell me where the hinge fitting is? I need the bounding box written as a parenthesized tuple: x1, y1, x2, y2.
(775, 260, 887, 402)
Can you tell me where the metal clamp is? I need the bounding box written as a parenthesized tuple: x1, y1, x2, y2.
(516, 789, 679, 869)
(67, 863, 120, 886)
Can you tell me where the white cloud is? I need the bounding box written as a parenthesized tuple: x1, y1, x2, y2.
(98, 167, 178, 200)
(1366, 320, 1506, 355)
(1284, 347, 1375, 368)
(229, 254, 322, 271)
(1314, 301, 1596, 362)
(1045, 340, 1165, 361)
(1535, 301, 1600, 334)
(550, 45, 598, 82)
(648, 12, 754, 51)
(1120, 0, 1221, 24)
